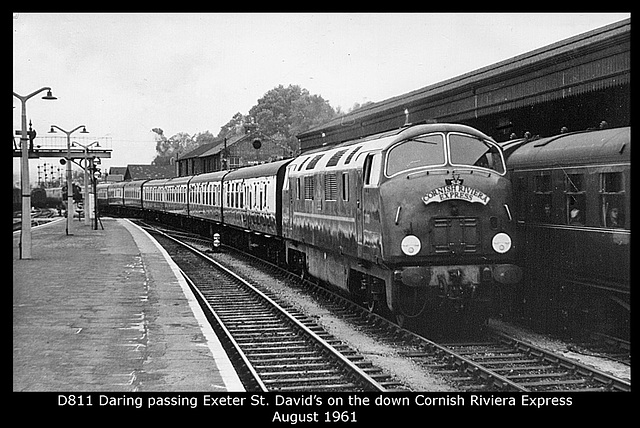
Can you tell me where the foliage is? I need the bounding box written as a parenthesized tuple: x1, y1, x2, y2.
(248, 85, 336, 155)
(217, 113, 245, 139)
(153, 84, 337, 162)
(151, 128, 219, 165)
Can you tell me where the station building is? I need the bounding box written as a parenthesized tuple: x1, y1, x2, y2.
(297, 18, 630, 151)
(176, 122, 290, 177)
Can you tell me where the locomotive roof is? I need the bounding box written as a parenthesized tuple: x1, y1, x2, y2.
(507, 126, 630, 169)
(290, 123, 495, 173)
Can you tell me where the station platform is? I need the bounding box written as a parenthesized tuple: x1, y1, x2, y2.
(13, 216, 245, 392)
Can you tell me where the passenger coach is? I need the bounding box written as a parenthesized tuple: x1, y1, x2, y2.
(222, 159, 291, 262)
(505, 126, 630, 337)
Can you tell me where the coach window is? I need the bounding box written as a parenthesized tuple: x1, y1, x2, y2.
(234, 183, 239, 208)
(565, 173, 586, 226)
(600, 172, 626, 228)
(533, 174, 552, 222)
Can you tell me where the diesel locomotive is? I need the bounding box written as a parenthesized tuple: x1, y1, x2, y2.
(98, 123, 522, 332)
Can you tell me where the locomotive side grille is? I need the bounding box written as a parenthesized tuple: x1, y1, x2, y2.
(431, 217, 480, 254)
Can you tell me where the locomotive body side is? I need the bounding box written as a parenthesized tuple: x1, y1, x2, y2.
(283, 131, 394, 292)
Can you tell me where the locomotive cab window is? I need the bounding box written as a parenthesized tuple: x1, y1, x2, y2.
(449, 134, 506, 174)
(600, 172, 626, 228)
(565, 173, 586, 226)
(385, 134, 444, 177)
(363, 153, 382, 186)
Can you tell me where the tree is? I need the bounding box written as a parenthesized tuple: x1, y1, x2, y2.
(246, 84, 336, 155)
(217, 113, 246, 139)
(151, 128, 198, 166)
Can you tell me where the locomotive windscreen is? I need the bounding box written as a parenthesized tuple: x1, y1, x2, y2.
(386, 134, 445, 176)
(449, 134, 506, 174)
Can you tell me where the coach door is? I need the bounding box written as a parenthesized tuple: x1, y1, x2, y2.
(355, 166, 364, 258)
(357, 152, 382, 260)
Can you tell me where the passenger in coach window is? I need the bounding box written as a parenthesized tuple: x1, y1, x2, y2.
(543, 203, 552, 221)
(569, 207, 582, 225)
(608, 207, 622, 228)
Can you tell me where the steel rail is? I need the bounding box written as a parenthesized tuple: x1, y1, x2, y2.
(178, 267, 269, 392)
(144, 221, 630, 392)
(148, 225, 387, 392)
(494, 332, 631, 392)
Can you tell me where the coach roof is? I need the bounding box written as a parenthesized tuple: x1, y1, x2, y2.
(507, 126, 630, 169)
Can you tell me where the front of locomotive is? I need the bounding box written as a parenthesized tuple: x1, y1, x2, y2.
(379, 124, 521, 328)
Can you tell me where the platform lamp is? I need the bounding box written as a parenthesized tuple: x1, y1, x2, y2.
(13, 87, 57, 260)
(49, 124, 89, 236)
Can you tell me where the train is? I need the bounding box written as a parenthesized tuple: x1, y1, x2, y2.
(502, 126, 630, 339)
(14, 186, 64, 216)
(30, 186, 64, 210)
(98, 123, 522, 333)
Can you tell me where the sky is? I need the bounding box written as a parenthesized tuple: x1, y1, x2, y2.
(13, 12, 630, 184)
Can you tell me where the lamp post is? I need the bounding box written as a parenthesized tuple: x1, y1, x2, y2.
(72, 141, 100, 226)
(13, 87, 56, 259)
(49, 124, 89, 236)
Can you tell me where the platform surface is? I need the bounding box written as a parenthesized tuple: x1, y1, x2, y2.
(13, 217, 244, 392)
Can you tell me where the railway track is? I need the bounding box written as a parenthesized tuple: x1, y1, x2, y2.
(141, 221, 630, 393)
(143, 224, 404, 392)
(567, 332, 631, 366)
(13, 209, 58, 231)
(436, 334, 630, 392)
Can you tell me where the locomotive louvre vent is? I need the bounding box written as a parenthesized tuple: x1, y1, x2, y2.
(344, 146, 362, 164)
(306, 154, 324, 170)
(303, 176, 315, 200)
(324, 173, 338, 200)
(296, 157, 310, 171)
(326, 149, 348, 167)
